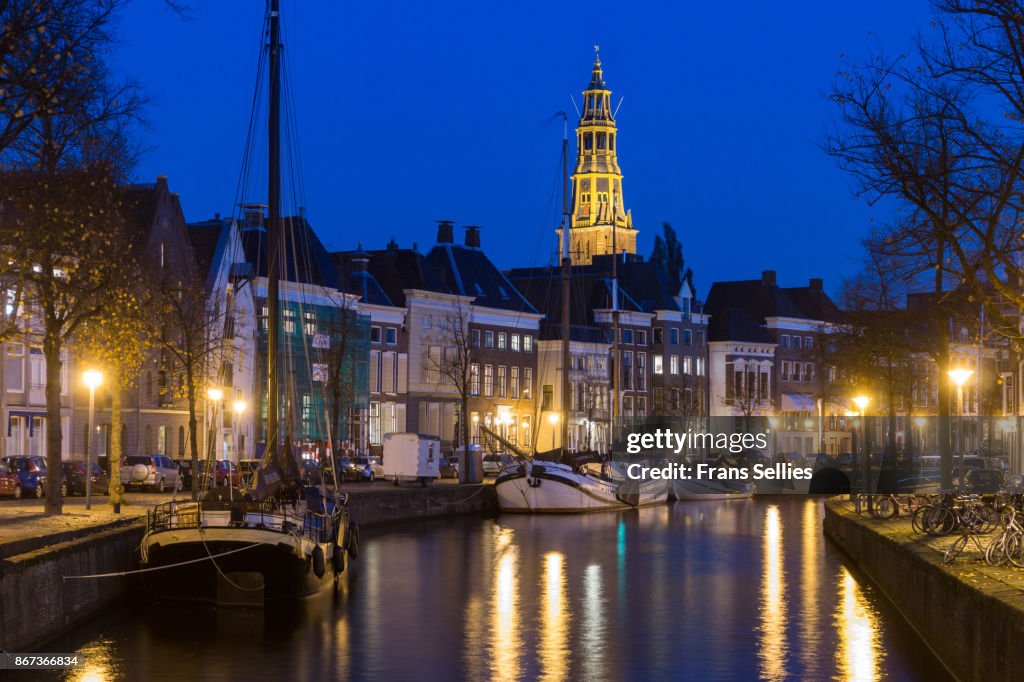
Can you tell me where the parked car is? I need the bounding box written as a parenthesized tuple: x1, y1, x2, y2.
(482, 454, 514, 477)
(340, 457, 377, 482)
(0, 463, 23, 498)
(299, 459, 322, 485)
(121, 454, 180, 492)
(174, 459, 197, 489)
(964, 468, 1005, 494)
(238, 459, 262, 489)
(61, 461, 109, 496)
(2, 455, 47, 498)
(213, 460, 241, 487)
(440, 456, 460, 479)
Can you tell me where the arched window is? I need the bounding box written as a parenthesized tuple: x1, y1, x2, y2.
(597, 132, 606, 149)
(584, 133, 592, 151)
(178, 426, 185, 457)
(609, 134, 615, 151)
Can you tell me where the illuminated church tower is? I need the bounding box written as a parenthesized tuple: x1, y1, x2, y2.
(567, 49, 637, 265)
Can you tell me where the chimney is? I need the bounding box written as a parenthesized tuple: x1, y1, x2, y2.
(352, 243, 369, 272)
(436, 220, 454, 244)
(761, 270, 776, 285)
(465, 225, 481, 248)
(809, 277, 823, 291)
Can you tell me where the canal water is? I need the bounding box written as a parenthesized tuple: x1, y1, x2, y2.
(39, 497, 949, 681)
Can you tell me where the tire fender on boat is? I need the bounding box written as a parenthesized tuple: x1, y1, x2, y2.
(312, 545, 326, 578)
(332, 543, 344, 573)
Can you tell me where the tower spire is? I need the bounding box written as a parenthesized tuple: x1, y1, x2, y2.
(568, 50, 637, 265)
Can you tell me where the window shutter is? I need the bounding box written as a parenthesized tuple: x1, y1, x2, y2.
(397, 354, 408, 393)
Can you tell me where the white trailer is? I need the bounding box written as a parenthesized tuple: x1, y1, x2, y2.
(382, 433, 441, 485)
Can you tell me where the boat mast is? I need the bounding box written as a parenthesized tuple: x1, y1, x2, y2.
(266, 0, 281, 462)
(559, 113, 571, 453)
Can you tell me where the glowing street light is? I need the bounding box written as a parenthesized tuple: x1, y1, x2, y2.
(852, 395, 870, 498)
(82, 369, 103, 510)
(548, 412, 560, 451)
(207, 387, 224, 402)
(948, 368, 974, 484)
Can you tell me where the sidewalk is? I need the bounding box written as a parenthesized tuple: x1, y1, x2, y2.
(831, 498, 1024, 595)
(0, 498, 146, 560)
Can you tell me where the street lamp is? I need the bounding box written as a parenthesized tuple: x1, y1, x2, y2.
(82, 369, 103, 510)
(948, 368, 974, 485)
(233, 399, 246, 457)
(914, 416, 927, 453)
(853, 395, 869, 497)
(548, 412, 560, 451)
(207, 386, 224, 482)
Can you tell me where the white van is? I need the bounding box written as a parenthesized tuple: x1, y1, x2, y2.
(382, 433, 441, 485)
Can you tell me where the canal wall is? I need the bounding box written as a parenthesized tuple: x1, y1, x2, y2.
(0, 484, 496, 652)
(823, 500, 1024, 682)
(347, 483, 497, 528)
(0, 521, 145, 653)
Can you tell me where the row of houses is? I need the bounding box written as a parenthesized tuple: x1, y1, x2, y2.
(3, 53, 1018, 467)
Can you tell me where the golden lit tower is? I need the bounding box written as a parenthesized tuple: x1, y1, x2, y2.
(566, 48, 636, 265)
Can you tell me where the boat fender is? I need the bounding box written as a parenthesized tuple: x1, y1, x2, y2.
(527, 477, 542, 488)
(332, 544, 344, 573)
(312, 545, 326, 578)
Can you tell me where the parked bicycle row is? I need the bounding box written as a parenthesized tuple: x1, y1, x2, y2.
(855, 491, 1024, 567)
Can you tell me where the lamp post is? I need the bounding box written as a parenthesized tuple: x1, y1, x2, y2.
(233, 399, 246, 458)
(82, 370, 103, 510)
(948, 368, 974, 487)
(853, 395, 870, 495)
(207, 387, 223, 491)
(548, 412, 560, 451)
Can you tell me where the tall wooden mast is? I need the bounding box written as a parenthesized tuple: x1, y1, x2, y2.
(265, 0, 281, 460)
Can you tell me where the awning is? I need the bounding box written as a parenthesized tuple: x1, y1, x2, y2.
(781, 393, 817, 413)
(7, 410, 46, 436)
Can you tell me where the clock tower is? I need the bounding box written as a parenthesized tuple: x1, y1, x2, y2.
(564, 49, 637, 265)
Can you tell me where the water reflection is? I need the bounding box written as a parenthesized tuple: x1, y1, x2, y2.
(539, 552, 570, 682)
(836, 567, 882, 682)
(489, 528, 521, 682)
(758, 505, 788, 681)
(579, 564, 605, 681)
(800, 498, 822, 677)
(49, 499, 949, 682)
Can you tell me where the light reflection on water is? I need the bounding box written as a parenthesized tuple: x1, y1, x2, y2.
(758, 505, 788, 681)
(44, 498, 949, 682)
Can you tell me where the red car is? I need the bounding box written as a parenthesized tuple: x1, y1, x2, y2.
(214, 460, 241, 487)
(0, 463, 22, 499)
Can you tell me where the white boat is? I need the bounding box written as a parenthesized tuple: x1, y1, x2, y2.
(495, 460, 669, 513)
(671, 478, 755, 501)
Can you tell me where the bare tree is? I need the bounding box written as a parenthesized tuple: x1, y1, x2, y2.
(150, 272, 226, 500)
(320, 291, 365, 450)
(426, 299, 476, 478)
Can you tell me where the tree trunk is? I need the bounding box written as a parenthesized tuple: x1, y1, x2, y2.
(43, 326, 63, 515)
(109, 375, 124, 504)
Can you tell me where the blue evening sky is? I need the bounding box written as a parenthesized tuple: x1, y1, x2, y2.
(113, 0, 932, 298)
